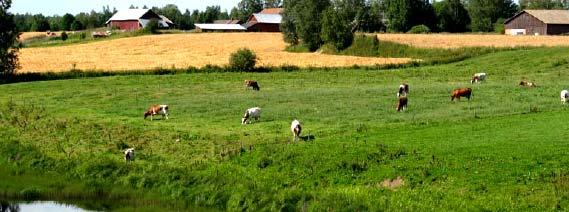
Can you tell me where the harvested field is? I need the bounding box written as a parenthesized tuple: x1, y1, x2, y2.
(19, 32, 50, 41)
(377, 33, 569, 49)
(19, 33, 411, 72)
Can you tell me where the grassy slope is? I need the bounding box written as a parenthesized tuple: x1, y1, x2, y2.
(1, 47, 569, 210)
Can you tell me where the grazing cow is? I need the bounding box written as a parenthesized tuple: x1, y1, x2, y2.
(397, 83, 409, 97)
(519, 81, 537, 87)
(244, 80, 260, 91)
(92, 31, 111, 38)
(396, 96, 408, 112)
(144, 104, 169, 120)
(242, 107, 261, 124)
(561, 90, 569, 104)
(291, 120, 302, 142)
(451, 88, 472, 101)
(471, 73, 487, 84)
(124, 148, 135, 162)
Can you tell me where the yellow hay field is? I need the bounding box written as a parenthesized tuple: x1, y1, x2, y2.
(377, 33, 569, 49)
(19, 32, 49, 41)
(19, 33, 411, 73)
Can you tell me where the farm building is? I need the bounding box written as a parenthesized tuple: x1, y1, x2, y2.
(245, 8, 283, 32)
(213, 20, 243, 24)
(194, 24, 247, 32)
(505, 10, 569, 35)
(106, 9, 173, 31)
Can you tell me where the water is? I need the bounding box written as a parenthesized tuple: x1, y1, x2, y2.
(1, 201, 91, 212)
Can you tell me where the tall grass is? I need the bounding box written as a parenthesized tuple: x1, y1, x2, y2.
(325, 35, 535, 65)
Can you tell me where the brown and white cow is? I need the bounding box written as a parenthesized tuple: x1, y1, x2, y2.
(291, 120, 302, 142)
(144, 104, 169, 120)
(519, 80, 537, 87)
(244, 80, 260, 91)
(471, 73, 487, 84)
(242, 107, 261, 124)
(451, 88, 472, 101)
(396, 96, 408, 112)
(397, 83, 409, 97)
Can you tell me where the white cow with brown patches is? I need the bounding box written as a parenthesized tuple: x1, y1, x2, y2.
(144, 104, 169, 120)
(291, 120, 302, 142)
(242, 107, 261, 124)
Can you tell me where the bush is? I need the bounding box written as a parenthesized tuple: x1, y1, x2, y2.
(141, 19, 159, 34)
(494, 18, 506, 34)
(61, 31, 68, 41)
(407, 25, 431, 34)
(229, 48, 257, 71)
(79, 32, 87, 40)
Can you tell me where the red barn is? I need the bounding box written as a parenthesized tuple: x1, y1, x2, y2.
(245, 8, 283, 32)
(106, 9, 170, 31)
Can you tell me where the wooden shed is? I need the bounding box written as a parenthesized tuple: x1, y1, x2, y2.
(106, 9, 171, 31)
(505, 10, 569, 35)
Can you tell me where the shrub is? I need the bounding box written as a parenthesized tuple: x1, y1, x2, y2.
(493, 18, 506, 34)
(79, 32, 87, 40)
(229, 48, 257, 71)
(61, 31, 68, 41)
(141, 19, 159, 34)
(407, 25, 431, 34)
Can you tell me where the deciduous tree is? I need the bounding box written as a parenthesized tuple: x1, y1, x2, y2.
(0, 0, 20, 75)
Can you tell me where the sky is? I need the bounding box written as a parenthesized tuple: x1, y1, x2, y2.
(10, 0, 242, 16)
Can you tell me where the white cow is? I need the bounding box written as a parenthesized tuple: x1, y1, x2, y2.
(561, 90, 568, 104)
(124, 148, 135, 162)
(471, 73, 487, 84)
(242, 107, 261, 124)
(291, 120, 302, 142)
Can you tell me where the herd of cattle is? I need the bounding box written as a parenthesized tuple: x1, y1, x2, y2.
(125, 75, 569, 161)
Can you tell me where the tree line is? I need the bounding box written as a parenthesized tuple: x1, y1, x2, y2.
(13, 0, 283, 32)
(283, 0, 522, 51)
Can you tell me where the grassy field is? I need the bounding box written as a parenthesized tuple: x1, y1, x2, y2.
(17, 33, 411, 72)
(2, 46, 569, 210)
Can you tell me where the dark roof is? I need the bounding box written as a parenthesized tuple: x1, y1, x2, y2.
(213, 20, 242, 24)
(259, 8, 284, 14)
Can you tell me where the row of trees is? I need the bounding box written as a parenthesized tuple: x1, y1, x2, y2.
(282, 0, 523, 51)
(13, 0, 283, 32)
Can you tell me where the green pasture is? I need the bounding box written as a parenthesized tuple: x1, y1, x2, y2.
(1, 46, 569, 210)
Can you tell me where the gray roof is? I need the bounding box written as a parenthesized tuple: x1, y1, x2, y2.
(194, 24, 247, 30)
(107, 9, 152, 22)
(252, 14, 282, 24)
(516, 10, 569, 24)
(159, 15, 174, 24)
(106, 9, 172, 28)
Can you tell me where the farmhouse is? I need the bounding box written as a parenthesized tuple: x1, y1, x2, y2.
(244, 8, 283, 32)
(505, 10, 569, 35)
(106, 9, 173, 31)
